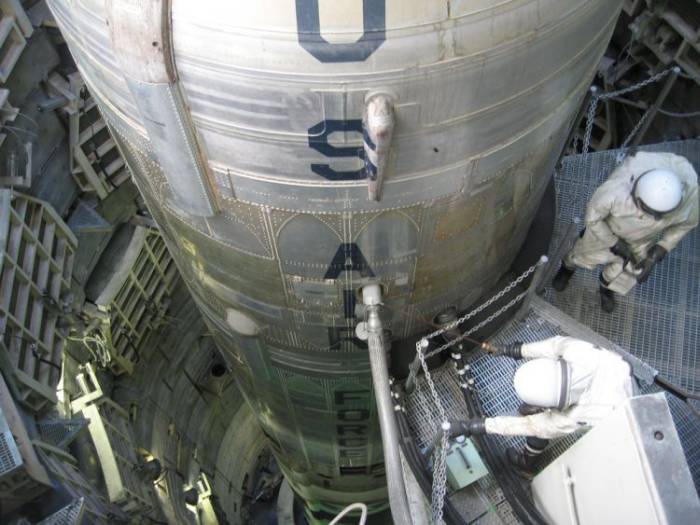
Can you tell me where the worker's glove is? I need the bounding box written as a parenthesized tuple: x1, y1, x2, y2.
(636, 244, 667, 283)
(448, 418, 486, 439)
(610, 240, 634, 262)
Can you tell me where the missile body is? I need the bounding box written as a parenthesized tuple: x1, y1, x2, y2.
(47, 0, 623, 518)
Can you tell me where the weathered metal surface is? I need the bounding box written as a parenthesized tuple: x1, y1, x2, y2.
(82, 225, 178, 376)
(62, 77, 130, 199)
(71, 364, 156, 515)
(47, 0, 623, 516)
(0, 190, 76, 413)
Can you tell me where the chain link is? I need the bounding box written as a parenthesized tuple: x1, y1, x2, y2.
(416, 290, 528, 524)
(615, 108, 651, 164)
(423, 290, 527, 361)
(415, 337, 448, 525)
(582, 67, 674, 154)
(430, 431, 449, 524)
(421, 261, 539, 343)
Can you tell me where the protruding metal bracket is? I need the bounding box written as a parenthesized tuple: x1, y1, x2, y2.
(363, 93, 395, 202)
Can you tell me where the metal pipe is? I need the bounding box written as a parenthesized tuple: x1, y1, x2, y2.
(631, 66, 681, 147)
(360, 284, 414, 525)
(401, 450, 430, 525)
(515, 255, 548, 322)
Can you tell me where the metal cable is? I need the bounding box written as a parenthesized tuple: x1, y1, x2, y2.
(658, 108, 700, 118)
(368, 331, 414, 525)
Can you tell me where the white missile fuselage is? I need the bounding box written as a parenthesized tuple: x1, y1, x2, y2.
(47, 0, 623, 518)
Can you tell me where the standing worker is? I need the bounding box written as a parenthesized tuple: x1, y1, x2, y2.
(448, 336, 635, 476)
(552, 151, 699, 312)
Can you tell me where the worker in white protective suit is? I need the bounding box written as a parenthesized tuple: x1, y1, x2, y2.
(448, 336, 635, 476)
(552, 151, 699, 312)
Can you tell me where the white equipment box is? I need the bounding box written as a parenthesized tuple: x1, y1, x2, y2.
(532, 393, 699, 524)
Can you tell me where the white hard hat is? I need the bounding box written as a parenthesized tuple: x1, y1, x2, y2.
(634, 169, 684, 214)
(513, 359, 570, 409)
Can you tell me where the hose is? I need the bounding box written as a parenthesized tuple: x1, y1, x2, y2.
(330, 502, 368, 525)
(368, 331, 414, 525)
(362, 284, 414, 525)
(654, 375, 700, 419)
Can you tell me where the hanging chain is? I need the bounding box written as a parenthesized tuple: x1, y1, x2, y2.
(430, 431, 450, 524)
(415, 336, 448, 525)
(615, 108, 651, 164)
(582, 67, 674, 154)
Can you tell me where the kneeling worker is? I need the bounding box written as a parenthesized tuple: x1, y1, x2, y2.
(450, 336, 635, 475)
(553, 151, 698, 312)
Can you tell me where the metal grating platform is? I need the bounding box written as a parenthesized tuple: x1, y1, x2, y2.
(36, 497, 86, 525)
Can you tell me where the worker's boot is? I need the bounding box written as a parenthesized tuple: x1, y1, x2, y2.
(552, 263, 575, 292)
(505, 448, 536, 479)
(506, 437, 548, 479)
(599, 274, 616, 313)
(600, 286, 616, 313)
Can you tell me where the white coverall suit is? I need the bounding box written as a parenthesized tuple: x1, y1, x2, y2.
(565, 152, 699, 294)
(484, 336, 634, 439)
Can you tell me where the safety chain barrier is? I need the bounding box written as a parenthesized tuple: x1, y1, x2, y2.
(419, 262, 539, 346)
(582, 67, 675, 155)
(423, 291, 528, 362)
(410, 261, 539, 524)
